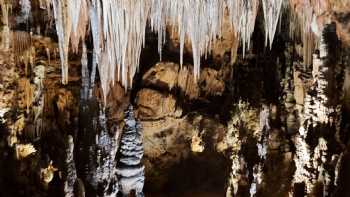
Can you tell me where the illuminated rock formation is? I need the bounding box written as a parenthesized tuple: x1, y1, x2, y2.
(116, 105, 145, 197)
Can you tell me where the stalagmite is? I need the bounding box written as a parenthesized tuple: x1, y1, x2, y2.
(334, 153, 344, 187)
(32, 65, 46, 139)
(81, 44, 89, 100)
(116, 105, 145, 197)
(291, 25, 344, 196)
(292, 134, 312, 193)
(0, 1, 349, 197)
(95, 108, 119, 197)
(89, 51, 97, 98)
(226, 101, 252, 197)
(250, 164, 263, 197)
(226, 126, 242, 197)
(79, 107, 120, 197)
(40, 161, 58, 186)
(64, 135, 77, 197)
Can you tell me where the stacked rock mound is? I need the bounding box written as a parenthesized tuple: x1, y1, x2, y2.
(117, 105, 145, 197)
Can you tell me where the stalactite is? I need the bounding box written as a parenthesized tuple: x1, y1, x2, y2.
(98, 52, 112, 105)
(69, 0, 81, 34)
(45, 0, 339, 107)
(89, 0, 101, 60)
(230, 35, 239, 65)
(48, 0, 258, 100)
(38, 0, 53, 26)
(52, 0, 72, 84)
(0, 0, 11, 50)
(303, 31, 315, 68)
(12, 31, 32, 71)
(116, 105, 145, 197)
(289, 0, 317, 68)
(70, 0, 88, 53)
(262, 0, 283, 48)
(156, 0, 226, 80)
(227, 0, 259, 57)
(12, 31, 32, 56)
(17, 0, 31, 24)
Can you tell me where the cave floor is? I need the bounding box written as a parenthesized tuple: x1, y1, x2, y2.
(146, 191, 224, 197)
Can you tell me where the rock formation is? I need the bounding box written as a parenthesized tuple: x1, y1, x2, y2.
(116, 105, 145, 197)
(0, 1, 349, 197)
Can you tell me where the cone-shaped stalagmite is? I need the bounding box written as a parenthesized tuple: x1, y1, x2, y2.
(117, 105, 145, 197)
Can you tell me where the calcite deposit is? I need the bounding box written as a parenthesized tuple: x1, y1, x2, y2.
(0, 1, 349, 197)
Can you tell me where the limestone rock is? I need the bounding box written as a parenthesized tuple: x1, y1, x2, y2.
(15, 143, 36, 160)
(142, 62, 228, 100)
(117, 105, 145, 197)
(142, 62, 179, 90)
(137, 88, 178, 119)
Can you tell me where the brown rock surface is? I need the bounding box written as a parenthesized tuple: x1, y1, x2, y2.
(142, 62, 229, 100)
(137, 88, 179, 119)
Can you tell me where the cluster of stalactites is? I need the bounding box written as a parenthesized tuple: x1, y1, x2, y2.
(44, 0, 291, 101)
(261, 0, 283, 49)
(288, 0, 326, 68)
(51, 0, 89, 85)
(227, 0, 259, 57)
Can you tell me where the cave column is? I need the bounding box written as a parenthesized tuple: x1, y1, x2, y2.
(292, 24, 344, 196)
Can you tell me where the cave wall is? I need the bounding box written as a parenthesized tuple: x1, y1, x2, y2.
(0, 1, 349, 197)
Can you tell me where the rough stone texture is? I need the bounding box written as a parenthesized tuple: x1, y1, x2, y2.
(0, 2, 350, 197)
(141, 114, 227, 192)
(142, 62, 229, 100)
(137, 88, 178, 120)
